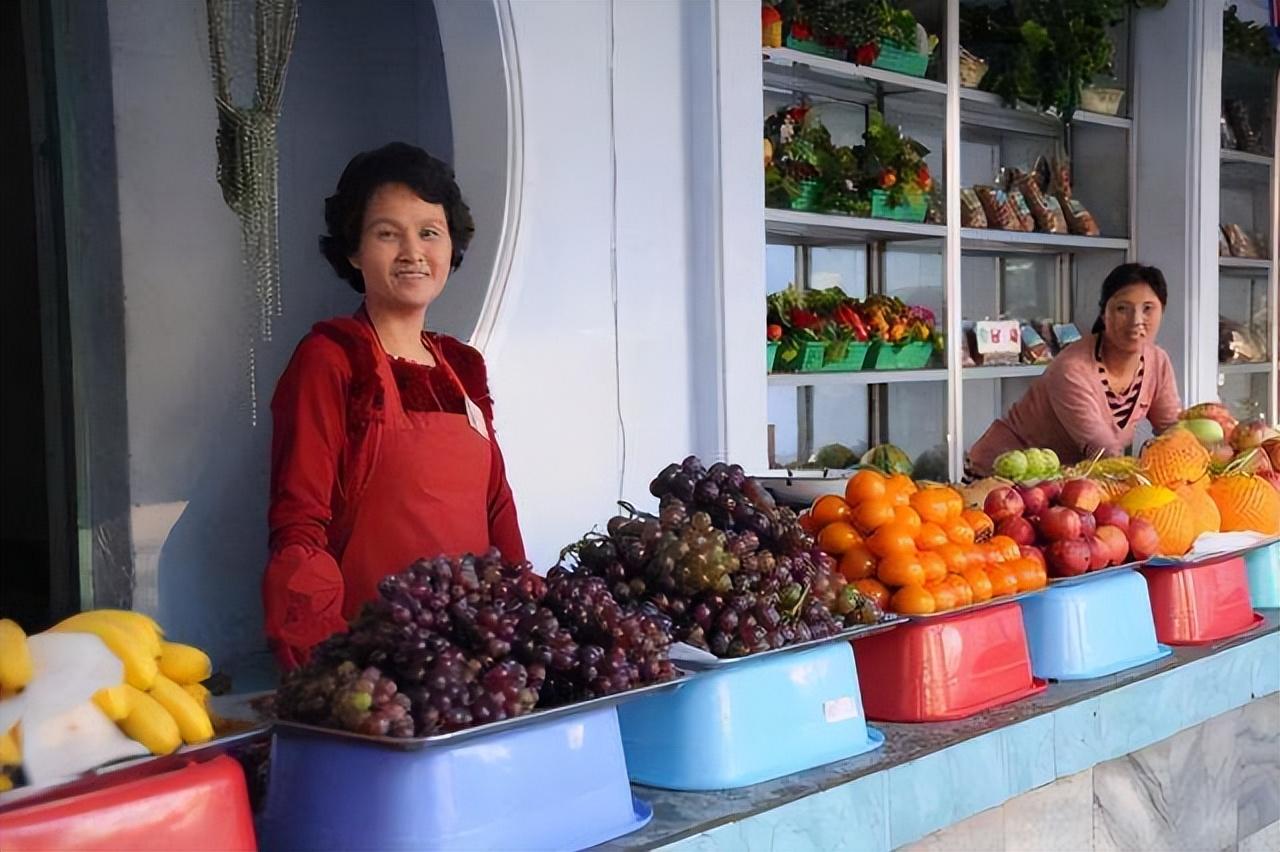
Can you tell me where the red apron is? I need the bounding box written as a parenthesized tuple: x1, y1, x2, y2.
(336, 332, 493, 618)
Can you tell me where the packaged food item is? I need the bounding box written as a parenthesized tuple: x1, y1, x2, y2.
(1223, 223, 1263, 259)
(1218, 227, 1231, 257)
(1034, 318, 1059, 353)
(1016, 171, 1069, 234)
(1225, 99, 1264, 154)
(961, 321, 978, 366)
(1020, 323, 1052, 364)
(1219, 316, 1266, 363)
(1219, 112, 1238, 150)
(960, 188, 988, 228)
(1053, 323, 1083, 349)
(1007, 190, 1035, 231)
(975, 186, 1017, 230)
(974, 319, 1022, 367)
(1057, 194, 1100, 237)
(1050, 158, 1073, 198)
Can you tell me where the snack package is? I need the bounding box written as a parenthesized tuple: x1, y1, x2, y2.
(1219, 316, 1266, 363)
(961, 188, 988, 228)
(1058, 194, 1100, 236)
(1016, 171, 1069, 234)
(1223, 223, 1263, 259)
(1034, 318, 1060, 353)
(961, 321, 978, 366)
(1020, 323, 1052, 364)
(1053, 323, 1083, 350)
(1007, 189, 1035, 232)
(974, 319, 1021, 367)
(975, 186, 1017, 230)
(1050, 158, 1073, 198)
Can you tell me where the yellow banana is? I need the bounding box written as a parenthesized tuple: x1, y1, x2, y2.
(119, 685, 181, 755)
(0, 619, 33, 691)
(148, 674, 213, 745)
(54, 611, 161, 661)
(51, 617, 157, 690)
(158, 641, 212, 684)
(0, 725, 20, 765)
(0, 774, 12, 792)
(182, 682, 210, 706)
(93, 684, 133, 721)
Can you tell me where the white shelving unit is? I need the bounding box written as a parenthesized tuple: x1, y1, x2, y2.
(761, 3, 1134, 478)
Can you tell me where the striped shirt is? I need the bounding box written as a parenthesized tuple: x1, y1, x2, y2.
(1095, 336, 1144, 430)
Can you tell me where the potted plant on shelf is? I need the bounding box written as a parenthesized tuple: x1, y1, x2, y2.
(776, 0, 938, 78)
(767, 289, 826, 372)
(855, 111, 932, 222)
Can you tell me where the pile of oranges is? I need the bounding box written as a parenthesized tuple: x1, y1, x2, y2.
(799, 470, 1048, 615)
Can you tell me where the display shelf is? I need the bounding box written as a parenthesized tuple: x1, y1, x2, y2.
(1219, 362, 1274, 376)
(765, 208, 946, 245)
(761, 47, 946, 99)
(767, 369, 946, 388)
(1219, 257, 1272, 273)
(962, 365, 1048, 380)
(959, 88, 1131, 135)
(1220, 148, 1274, 168)
(960, 228, 1129, 254)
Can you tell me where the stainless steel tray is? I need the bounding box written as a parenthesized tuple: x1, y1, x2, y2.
(1046, 561, 1144, 588)
(1144, 535, 1279, 569)
(273, 673, 692, 752)
(902, 587, 1047, 621)
(668, 616, 904, 671)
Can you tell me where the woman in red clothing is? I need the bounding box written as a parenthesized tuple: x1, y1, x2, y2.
(967, 263, 1183, 476)
(264, 143, 524, 669)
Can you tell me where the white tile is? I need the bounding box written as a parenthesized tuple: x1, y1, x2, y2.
(902, 806, 1004, 852)
(1002, 769, 1093, 852)
(1240, 820, 1280, 852)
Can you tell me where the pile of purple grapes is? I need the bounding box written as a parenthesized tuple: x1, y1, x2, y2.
(274, 550, 674, 738)
(558, 456, 882, 658)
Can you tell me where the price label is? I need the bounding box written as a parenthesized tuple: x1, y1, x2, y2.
(975, 320, 1021, 355)
(823, 695, 859, 723)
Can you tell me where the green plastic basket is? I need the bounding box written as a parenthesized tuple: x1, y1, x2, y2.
(785, 34, 844, 60)
(818, 341, 871, 372)
(766, 341, 780, 372)
(868, 340, 933, 370)
(871, 39, 930, 78)
(789, 180, 823, 212)
(870, 189, 927, 223)
(774, 340, 825, 372)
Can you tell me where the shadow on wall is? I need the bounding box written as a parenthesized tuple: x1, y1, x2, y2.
(134, 0, 463, 670)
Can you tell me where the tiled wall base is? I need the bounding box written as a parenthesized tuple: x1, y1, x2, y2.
(906, 693, 1279, 852)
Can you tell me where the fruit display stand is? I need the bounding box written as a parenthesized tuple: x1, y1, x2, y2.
(0, 755, 256, 852)
(1245, 540, 1280, 608)
(851, 600, 1046, 722)
(617, 626, 891, 790)
(258, 682, 686, 852)
(1019, 568, 1171, 681)
(1139, 554, 1263, 646)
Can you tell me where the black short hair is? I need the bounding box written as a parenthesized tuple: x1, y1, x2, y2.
(319, 143, 475, 293)
(1090, 262, 1169, 335)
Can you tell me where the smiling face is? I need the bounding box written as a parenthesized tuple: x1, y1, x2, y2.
(1102, 282, 1164, 355)
(349, 183, 453, 315)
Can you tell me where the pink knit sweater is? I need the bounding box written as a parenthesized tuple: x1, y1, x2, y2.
(968, 334, 1182, 476)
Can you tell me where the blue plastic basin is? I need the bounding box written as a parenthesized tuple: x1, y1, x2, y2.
(1245, 541, 1280, 608)
(1019, 568, 1171, 681)
(258, 706, 649, 851)
(617, 640, 882, 790)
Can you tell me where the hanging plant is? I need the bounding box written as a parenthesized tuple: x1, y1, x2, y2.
(1224, 4, 1280, 68)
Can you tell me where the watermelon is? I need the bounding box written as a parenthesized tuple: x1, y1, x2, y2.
(860, 444, 913, 476)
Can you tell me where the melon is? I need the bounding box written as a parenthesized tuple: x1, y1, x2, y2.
(1179, 402, 1238, 442)
(1208, 474, 1280, 535)
(1140, 429, 1210, 489)
(1175, 483, 1221, 538)
(860, 444, 913, 476)
(1175, 418, 1224, 446)
(1117, 485, 1196, 556)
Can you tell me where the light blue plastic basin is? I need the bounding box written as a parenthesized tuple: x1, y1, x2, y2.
(1019, 568, 1171, 681)
(617, 640, 882, 790)
(1245, 541, 1280, 608)
(258, 705, 649, 851)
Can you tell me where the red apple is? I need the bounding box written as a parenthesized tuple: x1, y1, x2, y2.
(984, 487, 1026, 523)
(1074, 508, 1097, 539)
(1085, 535, 1110, 571)
(1020, 545, 1047, 571)
(1039, 506, 1082, 541)
(1128, 517, 1160, 561)
(1039, 479, 1063, 504)
(1059, 479, 1103, 513)
(1095, 525, 1129, 566)
(996, 515, 1036, 547)
(1046, 539, 1091, 577)
(1092, 503, 1130, 535)
(1016, 484, 1049, 517)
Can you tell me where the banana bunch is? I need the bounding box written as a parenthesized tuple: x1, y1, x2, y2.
(0, 611, 217, 771)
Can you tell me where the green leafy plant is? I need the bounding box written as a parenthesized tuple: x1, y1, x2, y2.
(780, 0, 930, 63)
(1224, 4, 1280, 68)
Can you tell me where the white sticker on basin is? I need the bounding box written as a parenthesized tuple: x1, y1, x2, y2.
(824, 696, 858, 723)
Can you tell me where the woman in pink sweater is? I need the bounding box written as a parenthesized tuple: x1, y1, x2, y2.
(968, 263, 1183, 476)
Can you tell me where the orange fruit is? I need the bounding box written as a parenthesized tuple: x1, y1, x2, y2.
(934, 542, 971, 573)
(926, 580, 959, 612)
(798, 512, 819, 534)
(810, 494, 853, 529)
(945, 519, 976, 545)
(1012, 557, 1045, 592)
(867, 521, 919, 559)
(876, 551, 925, 587)
(839, 544, 878, 581)
(910, 489, 952, 525)
(817, 521, 861, 556)
(890, 584, 936, 615)
(918, 551, 947, 584)
(853, 578, 891, 610)
(883, 474, 917, 507)
(946, 573, 974, 607)
(943, 489, 965, 521)
(988, 535, 1021, 563)
(893, 505, 922, 533)
(916, 522, 949, 551)
(845, 469, 888, 506)
(988, 564, 1020, 597)
(961, 509, 994, 542)
(852, 498, 896, 535)
(963, 566, 994, 602)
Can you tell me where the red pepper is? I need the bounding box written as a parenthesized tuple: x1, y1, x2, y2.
(850, 313, 869, 341)
(853, 42, 879, 66)
(789, 308, 821, 331)
(834, 304, 859, 329)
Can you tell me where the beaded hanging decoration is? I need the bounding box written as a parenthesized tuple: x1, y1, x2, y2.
(206, 0, 299, 424)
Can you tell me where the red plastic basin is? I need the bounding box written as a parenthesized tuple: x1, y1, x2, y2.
(852, 603, 1045, 722)
(0, 756, 256, 851)
(1139, 556, 1261, 646)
